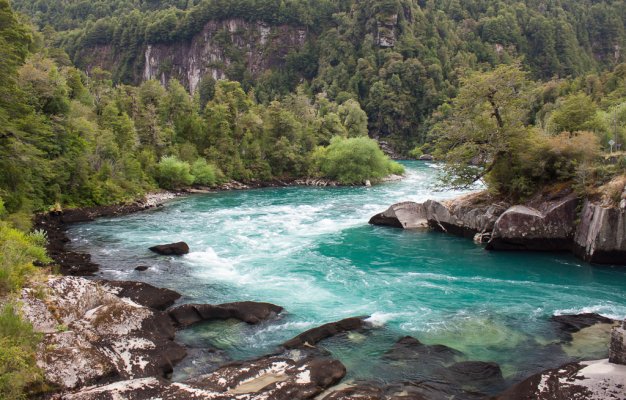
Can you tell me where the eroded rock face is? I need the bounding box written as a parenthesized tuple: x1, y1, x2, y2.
(283, 317, 368, 349)
(368, 202, 428, 229)
(149, 242, 190, 256)
(60, 352, 346, 400)
(168, 301, 283, 328)
(574, 200, 626, 264)
(21, 277, 186, 390)
(609, 320, 626, 365)
(487, 194, 579, 251)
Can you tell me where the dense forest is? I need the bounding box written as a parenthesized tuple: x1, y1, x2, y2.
(1, 0, 626, 397)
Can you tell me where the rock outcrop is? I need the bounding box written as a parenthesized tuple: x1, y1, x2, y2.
(371, 191, 626, 265)
(149, 242, 190, 256)
(609, 319, 626, 365)
(59, 351, 346, 400)
(494, 359, 626, 400)
(574, 200, 626, 264)
(487, 194, 579, 251)
(143, 19, 308, 92)
(21, 277, 186, 390)
(550, 313, 615, 336)
(168, 302, 284, 328)
(369, 193, 509, 238)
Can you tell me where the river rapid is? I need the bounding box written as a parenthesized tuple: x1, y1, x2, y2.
(67, 161, 626, 391)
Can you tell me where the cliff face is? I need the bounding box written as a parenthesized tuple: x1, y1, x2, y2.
(143, 19, 308, 92)
(574, 200, 626, 264)
(77, 19, 309, 92)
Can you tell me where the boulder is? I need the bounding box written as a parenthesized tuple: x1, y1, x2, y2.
(63, 353, 346, 400)
(550, 313, 615, 336)
(134, 265, 149, 271)
(168, 301, 283, 328)
(369, 202, 428, 229)
(102, 280, 181, 311)
(149, 242, 190, 256)
(487, 194, 579, 251)
(495, 359, 626, 400)
(419, 154, 435, 161)
(609, 320, 626, 365)
(574, 200, 626, 264)
(21, 276, 187, 390)
(283, 317, 368, 349)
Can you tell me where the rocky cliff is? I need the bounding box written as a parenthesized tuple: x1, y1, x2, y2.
(78, 19, 309, 92)
(370, 192, 626, 265)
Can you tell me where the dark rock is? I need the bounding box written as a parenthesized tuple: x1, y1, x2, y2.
(486, 194, 579, 251)
(609, 320, 626, 365)
(550, 313, 614, 335)
(149, 242, 190, 256)
(134, 265, 149, 271)
(168, 301, 283, 328)
(101, 280, 181, 311)
(383, 336, 463, 368)
(283, 317, 368, 349)
(322, 384, 384, 400)
(574, 200, 626, 265)
(494, 362, 591, 400)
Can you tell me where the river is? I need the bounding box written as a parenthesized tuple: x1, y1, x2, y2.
(67, 161, 626, 392)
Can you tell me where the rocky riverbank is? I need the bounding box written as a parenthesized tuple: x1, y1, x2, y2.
(370, 190, 626, 265)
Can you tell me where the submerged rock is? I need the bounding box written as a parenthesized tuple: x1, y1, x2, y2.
(609, 320, 626, 365)
(149, 242, 190, 256)
(487, 194, 578, 251)
(102, 280, 181, 311)
(283, 317, 368, 349)
(494, 359, 626, 400)
(168, 301, 283, 328)
(574, 200, 626, 264)
(440, 361, 504, 391)
(21, 276, 186, 390)
(383, 336, 463, 367)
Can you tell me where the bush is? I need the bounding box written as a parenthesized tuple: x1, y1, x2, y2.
(0, 222, 49, 295)
(312, 136, 405, 184)
(191, 159, 218, 186)
(0, 303, 44, 399)
(155, 156, 194, 189)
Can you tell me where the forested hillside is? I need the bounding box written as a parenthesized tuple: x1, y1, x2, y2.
(13, 0, 626, 147)
(1, 0, 626, 220)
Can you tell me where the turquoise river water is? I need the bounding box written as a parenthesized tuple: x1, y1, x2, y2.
(67, 161, 626, 391)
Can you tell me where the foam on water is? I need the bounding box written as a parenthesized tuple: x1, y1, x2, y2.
(66, 161, 626, 387)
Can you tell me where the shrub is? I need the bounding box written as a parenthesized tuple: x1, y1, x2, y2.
(0, 303, 44, 399)
(312, 136, 405, 184)
(191, 159, 218, 186)
(0, 222, 50, 295)
(155, 156, 194, 189)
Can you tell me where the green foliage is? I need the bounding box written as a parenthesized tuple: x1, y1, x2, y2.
(312, 136, 404, 184)
(0, 303, 44, 399)
(155, 156, 194, 189)
(0, 221, 49, 295)
(191, 159, 218, 186)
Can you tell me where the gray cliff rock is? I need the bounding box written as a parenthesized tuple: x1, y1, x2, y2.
(486, 194, 579, 251)
(368, 201, 428, 229)
(21, 277, 186, 390)
(609, 320, 626, 365)
(574, 200, 626, 264)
